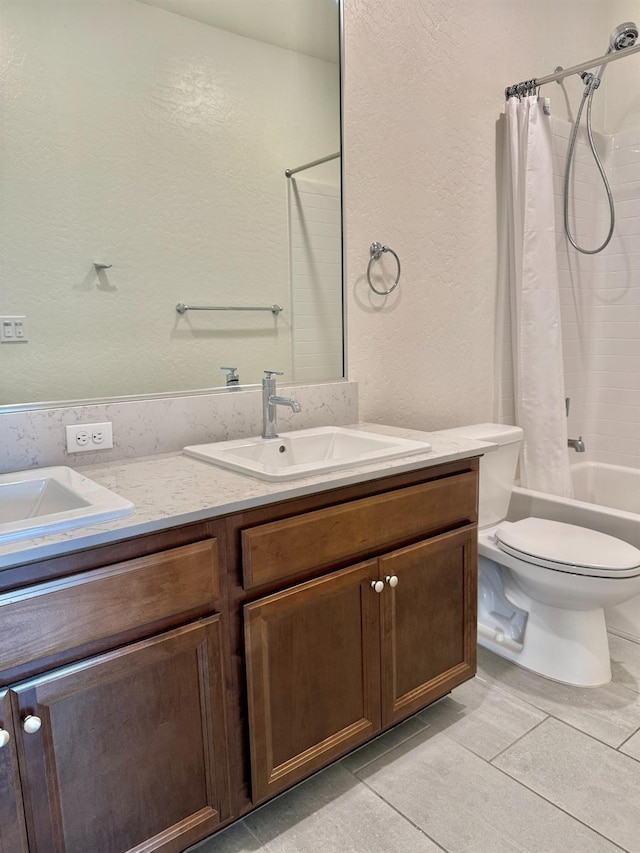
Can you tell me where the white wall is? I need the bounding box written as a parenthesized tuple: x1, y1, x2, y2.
(0, 0, 340, 404)
(342, 0, 631, 432)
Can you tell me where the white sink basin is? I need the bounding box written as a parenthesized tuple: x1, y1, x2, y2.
(0, 466, 134, 543)
(184, 426, 432, 482)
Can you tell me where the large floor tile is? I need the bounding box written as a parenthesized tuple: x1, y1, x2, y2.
(341, 714, 429, 773)
(477, 646, 640, 747)
(357, 727, 621, 852)
(609, 633, 640, 694)
(416, 675, 547, 760)
(244, 762, 441, 853)
(494, 717, 640, 852)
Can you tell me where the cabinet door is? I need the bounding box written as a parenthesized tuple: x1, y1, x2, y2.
(379, 526, 477, 727)
(11, 617, 230, 853)
(245, 560, 381, 803)
(0, 691, 29, 853)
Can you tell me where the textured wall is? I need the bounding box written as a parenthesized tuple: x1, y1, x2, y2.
(0, 0, 340, 404)
(342, 0, 622, 431)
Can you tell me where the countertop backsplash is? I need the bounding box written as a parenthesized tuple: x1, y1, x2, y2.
(0, 381, 359, 474)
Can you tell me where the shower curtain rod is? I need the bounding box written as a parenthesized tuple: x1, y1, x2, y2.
(285, 152, 340, 178)
(505, 41, 640, 98)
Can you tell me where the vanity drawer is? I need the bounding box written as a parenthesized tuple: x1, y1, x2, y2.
(0, 539, 219, 673)
(242, 471, 477, 589)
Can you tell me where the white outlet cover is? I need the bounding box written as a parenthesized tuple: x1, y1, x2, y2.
(66, 422, 113, 453)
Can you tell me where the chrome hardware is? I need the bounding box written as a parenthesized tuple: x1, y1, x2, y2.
(285, 151, 340, 178)
(22, 715, 42, 734)
(221, 366, 239, 386)
(504, 39, 640, 99)
(261, 371, 301, 439)
(176, 303, 282, 316)
(385, 575, 399, 588)
(565, 396, 571, 417)
(371, 580, 384, 593)
(568, 436, 586, 453)
(0, 728, 10, 748)
(367, 242, 401, 295)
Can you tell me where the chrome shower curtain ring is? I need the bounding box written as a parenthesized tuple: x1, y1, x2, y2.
(367, 243, 401, 295)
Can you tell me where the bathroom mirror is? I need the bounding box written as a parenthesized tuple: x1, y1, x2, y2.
(0, 0, 343, 408)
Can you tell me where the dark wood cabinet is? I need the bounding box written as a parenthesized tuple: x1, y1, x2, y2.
(0, 691, 29, 853)
(379, 527, 477, 726)
(9, 618, 230, 853)
(244, 500, 477, 802)
(0, 532, 231, 853)
(2, 457, 479, 850)
(244, 560, 382, 802)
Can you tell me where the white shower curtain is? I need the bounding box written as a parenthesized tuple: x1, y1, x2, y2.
(498, 95, 572, 497)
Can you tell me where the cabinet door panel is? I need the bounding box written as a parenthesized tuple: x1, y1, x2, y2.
(245, 560, 381, 803)
(380, 527, 477, 727)
(12, 617, 230, 853)
(0, 691, 28, 853)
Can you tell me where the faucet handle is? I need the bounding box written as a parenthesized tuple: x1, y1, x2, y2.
(221, 366, 239, 385)
(263, 370, 283, 378)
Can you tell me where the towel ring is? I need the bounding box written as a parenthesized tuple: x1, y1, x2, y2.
(367, 242, 401, 295)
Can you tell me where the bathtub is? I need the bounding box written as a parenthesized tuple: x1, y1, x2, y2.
(508, 462, 640, 642)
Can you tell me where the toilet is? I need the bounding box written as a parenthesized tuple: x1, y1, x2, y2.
(442, 423, 640, 687)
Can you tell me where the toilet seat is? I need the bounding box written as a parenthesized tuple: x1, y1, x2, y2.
(495, 518, 640, 579)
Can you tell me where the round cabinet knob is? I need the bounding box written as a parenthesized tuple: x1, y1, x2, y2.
(370, 580, 384, 594)
(385, 575, 399, 588)
(0, 728, 10, 748)
(22, 715, 42, 734)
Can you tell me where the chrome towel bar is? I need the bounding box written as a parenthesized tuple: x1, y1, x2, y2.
(176, 303, 283, 316)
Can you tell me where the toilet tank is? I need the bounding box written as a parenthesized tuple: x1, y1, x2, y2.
(438, 423, 523, 529)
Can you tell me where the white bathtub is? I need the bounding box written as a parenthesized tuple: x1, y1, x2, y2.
(508, 462, 640, 642)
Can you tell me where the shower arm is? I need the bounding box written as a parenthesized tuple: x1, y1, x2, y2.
(505, 41, 640, 98)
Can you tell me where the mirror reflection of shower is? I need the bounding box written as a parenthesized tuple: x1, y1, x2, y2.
(563, 22, 639, 255)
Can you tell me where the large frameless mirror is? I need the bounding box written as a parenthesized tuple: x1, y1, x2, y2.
(0, 0, 343, 408)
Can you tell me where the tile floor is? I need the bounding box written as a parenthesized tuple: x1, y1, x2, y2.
(190, 634, 640, 853)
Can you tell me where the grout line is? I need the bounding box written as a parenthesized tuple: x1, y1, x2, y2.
(487, 714, 550, 764)
(355, 776, 449, 852)
(487, 758, 631, 853)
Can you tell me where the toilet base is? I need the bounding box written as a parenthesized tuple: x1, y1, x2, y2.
(479, 592, 612, 687)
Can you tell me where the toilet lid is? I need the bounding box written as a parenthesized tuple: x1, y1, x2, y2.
(495, 518, 640, 575)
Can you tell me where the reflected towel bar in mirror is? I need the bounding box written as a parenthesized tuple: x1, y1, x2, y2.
(176, 303, 283, 316)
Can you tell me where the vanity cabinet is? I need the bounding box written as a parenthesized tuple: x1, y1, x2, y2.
(241, 468, 478, 802)
(1, 534, 231, 853)
(2, 455, 479, 850)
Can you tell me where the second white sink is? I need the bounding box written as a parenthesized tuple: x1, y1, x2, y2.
(184, 426, 432, 481)
(0, 467, 134, 542)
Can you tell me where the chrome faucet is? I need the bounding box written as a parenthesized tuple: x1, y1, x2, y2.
(262, 370, 301, 439)
(568, 436, 586, 453)
(221, 366, 239, 387)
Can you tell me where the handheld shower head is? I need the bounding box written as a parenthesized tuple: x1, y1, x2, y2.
(609, 21, 638, 52)
(593, 21, 638, 84)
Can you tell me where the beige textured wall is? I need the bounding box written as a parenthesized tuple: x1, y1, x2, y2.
(343, 0, 631, 430)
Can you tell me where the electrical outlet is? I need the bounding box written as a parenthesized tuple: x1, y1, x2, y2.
(66, 422, 113, 453)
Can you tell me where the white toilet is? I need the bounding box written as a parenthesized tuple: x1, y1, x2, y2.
(443, 423, 640, 687)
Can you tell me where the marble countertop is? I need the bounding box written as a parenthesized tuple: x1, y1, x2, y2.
(0, 423, 493, 570)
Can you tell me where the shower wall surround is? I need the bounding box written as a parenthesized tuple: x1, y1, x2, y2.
(552, 121, 640, 469)
(0, 381, 358, 474)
